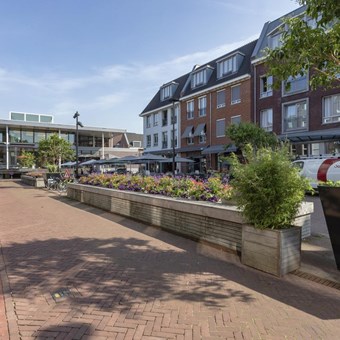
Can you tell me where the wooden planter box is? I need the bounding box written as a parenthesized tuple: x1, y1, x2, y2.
(242, 225, 301, 277)
(67, 184, 313, 275)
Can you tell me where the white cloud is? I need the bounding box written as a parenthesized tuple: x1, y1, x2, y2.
(0, 35, 258, 132)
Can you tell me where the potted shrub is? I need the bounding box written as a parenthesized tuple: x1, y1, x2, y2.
(318, 181, 340, 270)
(229, 144, 311, 276)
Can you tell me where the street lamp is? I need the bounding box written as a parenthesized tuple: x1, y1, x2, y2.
(170, 98, 180, 176)
(73, 111, 83, 178)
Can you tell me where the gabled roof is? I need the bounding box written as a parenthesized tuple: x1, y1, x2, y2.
(182, 39, 257, 98)
(140, 73, 190, 115)
(125, 132, 143, 146)
(251, 5, 306, 61)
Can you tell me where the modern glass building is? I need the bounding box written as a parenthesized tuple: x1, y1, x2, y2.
(0, 112, 143, 177)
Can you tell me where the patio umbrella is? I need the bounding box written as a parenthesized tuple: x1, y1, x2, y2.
(61, 161, 76, 167)
(158, 157, 195, 163)
(79, 159, 97, 167)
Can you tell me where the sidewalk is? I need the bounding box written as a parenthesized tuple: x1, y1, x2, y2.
(0, 180, 340, 339)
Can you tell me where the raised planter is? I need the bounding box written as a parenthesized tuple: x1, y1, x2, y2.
(21, 175, 45, 188)
(318, 185, 340, 270)
(242, 225, 301, 276)
(67, 183, 313, 275)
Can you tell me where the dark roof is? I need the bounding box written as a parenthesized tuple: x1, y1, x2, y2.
(279, 128, 340, 143)
(125, 132, 143, 144)
(252, 5, 306, 60)
(140, 73, 190, 115)
(182, 40, 258, 98)
(141, 40, 257, 115)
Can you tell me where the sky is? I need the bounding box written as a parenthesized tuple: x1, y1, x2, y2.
(0, 0, 300, 133)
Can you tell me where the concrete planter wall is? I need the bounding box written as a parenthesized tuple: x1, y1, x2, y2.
(242, 225, 301, 276)
(21, 175, 45, 188)
(67, 184, 313, 275)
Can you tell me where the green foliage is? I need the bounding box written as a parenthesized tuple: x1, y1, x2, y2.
(320, 180, 340, 187)
(226, 122, 279, 152)
(46, 164, 59, 173)
(228, 144, 311, 229)
(265, 0, 340, 90)
(18, 151, 35, 168)
(37, 134, 74, 168)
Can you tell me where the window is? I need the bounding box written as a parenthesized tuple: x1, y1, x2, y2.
(9, 129, 21, 143)
(217, 90, 226, 108)
(198, 96, 207, 117)
(26, 114, 39, 122)
(187, 136, 194, 145)
(132, 141, 142, 148)
(283, 100, 308, 132)
(269, 33, 282, 49)
(323, 94, 340, 123)
(217, 56, 237, 78)
(171, 129, 177, 148)
(153, 133, 158, 147)
(231, 85, 241, 104)
(199, 132, 206, 144)
(216, 119, 226, 137)
(260, 75, 273, 98)
(231, 115, 241, 125)
(146, 115, 151, 128)
(40, 115, 53, 123)
(187, 101, 194, 119)
(162, 131, 168, 149)
(153, 113, 158, 126)
(171, 107, 177, 124)
(161, 85, 171, 101)
(162, 110, 168, 126)
(10, 112, 25, 121)
(192, 69, 206, 88)
(146, 135, 151, 148)
(22, 130, 34, 143)
(260, 109, 273, 131)
(283, 72, 308, 95)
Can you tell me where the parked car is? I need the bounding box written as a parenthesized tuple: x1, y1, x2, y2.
(292, 156, 340, 189)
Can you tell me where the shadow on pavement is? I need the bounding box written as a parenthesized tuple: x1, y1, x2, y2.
(1, 193, 339, 321)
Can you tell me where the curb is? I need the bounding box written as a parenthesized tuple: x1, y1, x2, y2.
(292, 269, 340, 290)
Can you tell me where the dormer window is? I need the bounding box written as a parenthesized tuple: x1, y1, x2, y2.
(160, 82, 179, 101)
(191, 66, 213, 88)
(217, 53, 244, 79)
(269, 32, 282, 49)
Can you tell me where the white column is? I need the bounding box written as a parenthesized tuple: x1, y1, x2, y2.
(6, 125, 9, 170)
(102, 133, 105, 159)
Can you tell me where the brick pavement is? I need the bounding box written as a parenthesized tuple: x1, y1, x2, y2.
(0, 180, 340, 339)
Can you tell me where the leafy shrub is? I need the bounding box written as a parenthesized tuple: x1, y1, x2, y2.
(228, 144, 311, 229)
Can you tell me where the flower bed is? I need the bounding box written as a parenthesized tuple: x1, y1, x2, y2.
(79, 173, 233, 203)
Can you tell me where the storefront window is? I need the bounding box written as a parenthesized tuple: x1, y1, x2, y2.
(9, 129, 21, 143)
(34, 131, 46, 143)
(22, 130, 34, 143)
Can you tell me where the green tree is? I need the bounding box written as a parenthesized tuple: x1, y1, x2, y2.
(18, 150, 35, 168)
(226, 122, 279, 152)
(37, 134, 74, 169)
(265, 0, 340, 90)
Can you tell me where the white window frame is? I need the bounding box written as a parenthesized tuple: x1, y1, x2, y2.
(186, 100, 194, 120)
(153, 113, 158, 126)
(216, 118, 226, 138)
(146, 115, 151, 128)
(231, 115, 241, 125)
(192, 69, 206, 88)
(146, 135, 151, 148)
(282, 99, 308, 133)
(231, 84, 241, 104)
(217, 90, 226, 108)
(260, 75, 273, 98)
(269, 32, 282, 49)
(260, 108, 273, 131)
(217, 55, 237, 78)
(161, 85, 172, 101)
(323, 94, 340, 124)
(198, 96, 207, 117)
(162, 131, 168, 149)
(153, 133, 158, 147)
